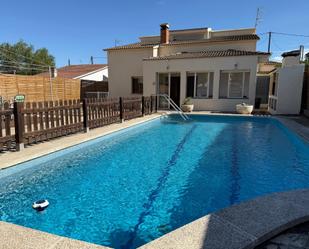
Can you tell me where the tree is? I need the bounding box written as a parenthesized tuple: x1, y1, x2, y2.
(0, 40, 55, 75)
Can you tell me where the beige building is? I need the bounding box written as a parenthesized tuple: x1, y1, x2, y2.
(105, 24, 270, 111)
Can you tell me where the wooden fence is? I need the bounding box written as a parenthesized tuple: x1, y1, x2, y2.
(122, 97, 143, 120)
(0, 74, 80, 102)
(0, 103, 15, 151)
(20, 100, 84, 145)
(85, 98, 120, 129)
(0, 96, 157, 152)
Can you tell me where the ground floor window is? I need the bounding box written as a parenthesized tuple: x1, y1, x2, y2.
(132, 77, 143, 94)
(219, 71, 250, 99)
(186, 72, 214, 99)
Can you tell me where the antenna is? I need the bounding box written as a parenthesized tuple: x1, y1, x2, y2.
(300, 45, 304, 61)
(268, 32, 272, 53)
(255, 8, 262, 28)
(114, 39, 122, 47)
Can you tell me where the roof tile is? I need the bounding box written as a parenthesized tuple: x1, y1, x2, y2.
(38, 64, 107, 79)
(144, 49, 270, 60)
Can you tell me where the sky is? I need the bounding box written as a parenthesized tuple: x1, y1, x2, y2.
(1, 0, 309, 67)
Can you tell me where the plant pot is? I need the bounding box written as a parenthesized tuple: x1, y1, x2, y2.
(181, 104, 194, 112)
(236, 104, 254, 114)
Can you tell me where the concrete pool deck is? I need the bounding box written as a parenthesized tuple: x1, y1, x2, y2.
(0, 113, 309, 249)
(0, 221, 110, 249)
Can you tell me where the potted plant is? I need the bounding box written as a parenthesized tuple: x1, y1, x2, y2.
(181, 97, 194, 112)
(236, 103, 254, 114)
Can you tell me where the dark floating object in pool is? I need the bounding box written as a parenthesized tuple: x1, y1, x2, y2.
(32, 200, 49, 211)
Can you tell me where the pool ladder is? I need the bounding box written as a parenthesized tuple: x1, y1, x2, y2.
(155, 94, 190, 121)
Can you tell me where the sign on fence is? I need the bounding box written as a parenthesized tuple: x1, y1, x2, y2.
(14, 95, 25, 103)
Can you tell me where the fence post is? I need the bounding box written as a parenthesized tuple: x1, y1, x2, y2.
(142, 96, 145, 116)
(82, 99, 89, 132)
(155, 95, 158, 113)
(14, 102, 24, 151)
(119, 97, 124, 123)
(150, 96, 153, 113)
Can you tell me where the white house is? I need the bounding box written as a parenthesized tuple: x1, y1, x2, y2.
(268, 50, 305, 115)
(39, 64, 109, 99)
(105, 23, 270, 112)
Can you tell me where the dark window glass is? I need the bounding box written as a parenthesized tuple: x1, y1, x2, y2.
(186, 74, 195, 97)
(132, 77, 143, 94)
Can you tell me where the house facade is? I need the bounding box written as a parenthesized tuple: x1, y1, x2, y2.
(105, 24, 270, 111)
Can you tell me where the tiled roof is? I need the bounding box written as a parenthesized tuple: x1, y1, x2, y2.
(281, 50, 301, 57)
(38, 64, 107, 79)
(144, 49, 270, 61)
(105, 34, 260, 51)
(104, 43, 157, 51)
(263, 61, 282, 66)
(170, 27, 208, 32)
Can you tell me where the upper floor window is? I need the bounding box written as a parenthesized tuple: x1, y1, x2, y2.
(132, 77, 143, 94)
(186, 72, 214, 98)
(219, 71, 250, 99)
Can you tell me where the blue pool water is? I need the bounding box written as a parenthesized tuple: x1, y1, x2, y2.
(0, 115, 309, 248)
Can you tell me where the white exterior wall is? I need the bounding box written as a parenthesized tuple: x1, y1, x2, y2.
(78, 68, 108, 81)
(108, 49, 153, 97)
(282, 56, 300, 67)
(210, 28, 256, 37)
(143, 56, 258, 112)
(269, 64, 305, 115)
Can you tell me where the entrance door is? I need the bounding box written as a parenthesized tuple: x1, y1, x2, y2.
(170, 74, 180, 107)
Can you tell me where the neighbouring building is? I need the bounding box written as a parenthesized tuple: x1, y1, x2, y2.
(105, 23, 270, 111)
(268, 50, 305, 115)
(39, 64, 109, 99)
(256, 61, 281, 109)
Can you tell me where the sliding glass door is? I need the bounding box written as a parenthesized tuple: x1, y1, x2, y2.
(157, 72, 181, 109)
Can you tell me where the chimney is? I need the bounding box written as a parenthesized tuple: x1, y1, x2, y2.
(160, 23, 170, 44)
(51, 67, 57, 78)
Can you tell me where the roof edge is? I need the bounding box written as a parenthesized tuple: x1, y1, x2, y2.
(143, 50, 270, 61)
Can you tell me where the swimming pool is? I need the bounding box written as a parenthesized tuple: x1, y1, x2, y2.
(0, 114, 309, 248)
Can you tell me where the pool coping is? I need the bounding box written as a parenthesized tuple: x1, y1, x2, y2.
(0, 113, 309, 249)
(139, 189, 309, 249)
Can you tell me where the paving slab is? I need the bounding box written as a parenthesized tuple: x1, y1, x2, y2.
(139, 214, 255, 249)
(0, 221, 109, 249)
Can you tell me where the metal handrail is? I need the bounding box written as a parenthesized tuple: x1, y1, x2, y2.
(155, 94, 190, 121)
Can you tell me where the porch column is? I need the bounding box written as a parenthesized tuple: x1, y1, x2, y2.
(212, 69, 221, 99)
(180, 71, 187, 104)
